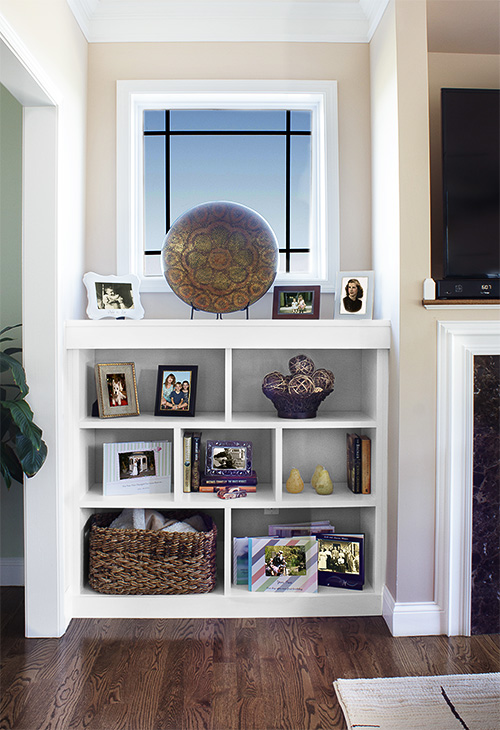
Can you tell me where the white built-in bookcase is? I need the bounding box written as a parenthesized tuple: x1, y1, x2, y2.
(64, 319, 389, 619)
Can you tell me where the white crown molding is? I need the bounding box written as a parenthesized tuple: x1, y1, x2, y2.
(66, 0, 389, 43)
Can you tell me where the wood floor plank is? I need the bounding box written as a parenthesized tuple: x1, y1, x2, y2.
(1, 589, 499, 730)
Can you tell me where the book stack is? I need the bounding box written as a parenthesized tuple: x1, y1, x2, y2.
(268, 520, 335, 537)
(199, 470, 258, 492)
(346, 433, 371, 494)
(182, 431, 202, 492)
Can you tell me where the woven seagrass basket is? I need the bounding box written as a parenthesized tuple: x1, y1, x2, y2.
(88, 511, 217, 595)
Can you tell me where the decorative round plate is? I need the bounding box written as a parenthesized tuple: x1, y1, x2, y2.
(162, 201, 278, 314)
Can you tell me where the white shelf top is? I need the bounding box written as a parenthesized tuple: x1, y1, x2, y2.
(66, 318, 391, 351)
(80, 411, 377, 430)
(80, 481, 375, 509)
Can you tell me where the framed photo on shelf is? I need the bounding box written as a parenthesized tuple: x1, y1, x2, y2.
(94, 362, 139, 418)
(154, 365, 198, 417)
(205, 440, 253, 477)
(334, 271, 374, 320)
(317, 533, 365, 590)
(102, 440, 171, 496)
(272, 286, 321, 319)
(83, 272, 144, 320)
(248, 536, 318, 593)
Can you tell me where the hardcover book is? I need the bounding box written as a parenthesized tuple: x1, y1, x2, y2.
(346, 433, 361, 493)
(317, 533, 365, 590)
(360, 435, 371, 494)
(191, 431, 202, 492)
(183, 432, 192, 493)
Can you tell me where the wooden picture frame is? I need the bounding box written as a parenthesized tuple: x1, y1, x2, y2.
(334, 271, 374, 320)
(154, 365, 198, 417)
(272, 286, 321, 319)
(83, 272, 144, 320)
(94, 362, 140, 418)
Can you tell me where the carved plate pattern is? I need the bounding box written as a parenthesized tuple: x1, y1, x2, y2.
(162, 201, 278, 314)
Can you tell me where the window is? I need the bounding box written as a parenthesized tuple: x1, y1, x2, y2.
(117, 81, 339, 292)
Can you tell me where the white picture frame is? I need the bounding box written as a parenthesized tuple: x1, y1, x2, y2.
(334, 271, 374, 320)
(83, 272, 144, 320)
(102, 440, 171, 496)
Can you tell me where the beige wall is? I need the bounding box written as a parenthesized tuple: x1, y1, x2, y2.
(86, 41, 372, 317)
(372, 0, 499, 606)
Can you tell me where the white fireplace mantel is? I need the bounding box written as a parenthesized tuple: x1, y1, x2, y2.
(435, 321, 500, 636)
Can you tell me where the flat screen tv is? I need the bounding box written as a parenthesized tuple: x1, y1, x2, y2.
(441, 88, 499, 280)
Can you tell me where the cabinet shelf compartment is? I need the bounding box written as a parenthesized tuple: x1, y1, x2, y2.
(231, 348, 379, 421)
(85, 347, 226, 422)
(64, 320, 389, 624)
(281, 427, 377, 501)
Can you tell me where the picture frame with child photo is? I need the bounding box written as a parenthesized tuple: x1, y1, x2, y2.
(154, 365, 198, 417)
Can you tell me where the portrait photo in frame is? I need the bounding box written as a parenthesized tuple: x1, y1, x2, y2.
(334, 271, 374, 320)
(272, 286, 321, 319)
(83, 272, 144, 320)
(94, 362, 140, 418)
(205, 440, 253, 477)
(154, 365, 198, 417)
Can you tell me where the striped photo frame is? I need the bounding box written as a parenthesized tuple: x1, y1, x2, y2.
(248, 536, 318, 593)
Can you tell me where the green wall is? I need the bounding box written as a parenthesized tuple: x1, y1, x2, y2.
(0, 83, 24, 560)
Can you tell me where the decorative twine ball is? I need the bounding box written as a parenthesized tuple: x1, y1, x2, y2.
(312, 368, 335, 392)
(289, 354, 315, 376)
(288, 374, 315, 396)
(262, 371, 288, 394)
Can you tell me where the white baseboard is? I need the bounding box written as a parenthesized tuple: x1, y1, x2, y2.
(0, 557, 24, 586)
(383, 585, 445, 636)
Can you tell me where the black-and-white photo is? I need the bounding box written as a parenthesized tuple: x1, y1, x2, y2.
(83, 272, 144, 320)
(212, 446, 247, 470)
(205, 440, 253, 476)
(95, 282, 135, 310)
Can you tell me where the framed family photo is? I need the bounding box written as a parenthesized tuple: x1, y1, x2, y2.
(102, 440, 171, 496)
(154, 365, 198, 417)
(94, 362, 140, 418)
(205, 440, 253, 477)
(272, 286, 321, 319)
(83, 272, 144, 320)
(334, 271, 374, 320)
(317, 533, 365, 590)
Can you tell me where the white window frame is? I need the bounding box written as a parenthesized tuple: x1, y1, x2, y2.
(117, 80, 339, 293)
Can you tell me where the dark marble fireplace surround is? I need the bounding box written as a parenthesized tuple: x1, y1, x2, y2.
(472, 354, 500, 635)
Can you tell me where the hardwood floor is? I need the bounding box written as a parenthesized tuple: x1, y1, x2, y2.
(1, 587, 499, 730)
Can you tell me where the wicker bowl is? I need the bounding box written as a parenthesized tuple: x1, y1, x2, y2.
(262, 360, 334, 419)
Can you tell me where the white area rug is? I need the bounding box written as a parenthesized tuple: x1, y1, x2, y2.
(333, 672, 500, 730)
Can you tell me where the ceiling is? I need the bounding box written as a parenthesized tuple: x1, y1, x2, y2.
(67, 0, 500, 52)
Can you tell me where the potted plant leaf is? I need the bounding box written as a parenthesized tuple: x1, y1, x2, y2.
(1, 324, 47, 488)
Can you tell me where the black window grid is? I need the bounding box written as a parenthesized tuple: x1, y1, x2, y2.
(143, 110, 311, 273)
